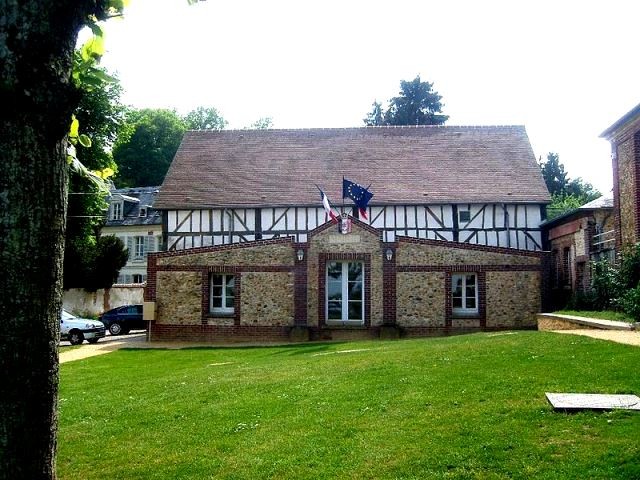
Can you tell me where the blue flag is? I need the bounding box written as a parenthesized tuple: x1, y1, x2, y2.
(342, 178, 373, 219)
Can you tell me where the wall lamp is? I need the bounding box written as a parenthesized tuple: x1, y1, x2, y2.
(296, 248, 304, 261)
(385, 248, 393, 261)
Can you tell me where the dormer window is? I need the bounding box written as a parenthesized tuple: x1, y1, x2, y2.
(111, 202, 123, 220)
(139, 207, 147, 218)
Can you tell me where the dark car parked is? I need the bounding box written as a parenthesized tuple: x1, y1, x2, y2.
(99, 304, 146, 335)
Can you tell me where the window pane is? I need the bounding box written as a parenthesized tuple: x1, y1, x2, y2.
(453, 297, 462, 308)
(452, 277, 462, 296)
(327, 262, 341, 280)
(211, 286, 222, 297)
(327, 281, 342, 301)
(466, 297, 476, 309)
(349, 282, 362, 301)
(328, 301, 342, 319)
(211, 297, 222, 308)
(348, 301, 362, 320)
(225, 297, 234, 308)
(211, 275, 223, 287)
(226, 282, 235, 299)
(348, 263, 362, 282)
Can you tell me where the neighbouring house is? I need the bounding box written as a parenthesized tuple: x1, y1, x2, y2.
(601, 102, 640, 250)
(541, 196, 614, 307)
(102, 186, 163, 284)
(145, 126, 551, 342)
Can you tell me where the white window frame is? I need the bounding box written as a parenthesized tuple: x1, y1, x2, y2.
(134, 236, 145, 259)
(452, 273, 478, 316)
(111, 201, 123, 220)
(325, 261, 364, 325)
(210, 274, 235, 315)
(139, 207, 147, 218)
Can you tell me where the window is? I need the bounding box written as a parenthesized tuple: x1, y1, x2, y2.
(135, 236, 145, 259)
(132, 274, 145, 283)
(139, 207, 147, 217)
(326, 262, 363, 323)
(452, 273, 478, 315)
(210, 274, 235, 314)
(458, 209, 471, 223)
(111, 202, 122, 220)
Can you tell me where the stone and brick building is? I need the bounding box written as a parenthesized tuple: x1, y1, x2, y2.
(601, 102, 640, 249)
(145, 126, 551, 342)
(541, 196, 614, 307)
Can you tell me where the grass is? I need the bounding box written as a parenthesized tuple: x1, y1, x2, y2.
(58, 332, 640, 479)
(557, 309, 636, 323)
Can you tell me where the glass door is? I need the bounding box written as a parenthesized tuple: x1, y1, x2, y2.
(326, 261, 363, 324)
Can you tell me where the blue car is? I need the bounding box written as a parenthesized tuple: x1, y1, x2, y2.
(98, 304, 146, 335)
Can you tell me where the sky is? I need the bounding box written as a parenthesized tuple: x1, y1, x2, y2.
(96, 0, 640, 195)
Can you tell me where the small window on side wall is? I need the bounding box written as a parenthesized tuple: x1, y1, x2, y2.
(210, 274, 235, 314)
(452, 273, 478, 316)
(458, 209, 471, 223)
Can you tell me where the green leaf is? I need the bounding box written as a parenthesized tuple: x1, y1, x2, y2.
(78, 134, 92, 148)
(69, 116, 79, 138)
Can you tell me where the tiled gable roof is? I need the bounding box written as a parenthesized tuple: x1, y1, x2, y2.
(155, 126, 550, 209)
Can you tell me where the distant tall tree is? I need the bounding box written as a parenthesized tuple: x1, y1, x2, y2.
(247, 116, 273, 129)
(539, 152, 568, 196)
(113, 109, 187, 187)
(364, 75, 448, 126)
(539, 152, 601, 219)
(184, 106, 227, 130)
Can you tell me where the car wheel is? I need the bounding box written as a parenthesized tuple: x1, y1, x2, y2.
(87, 338, 99, 344)
(69, 330, 84, 345)
(109, 322, 123, 335)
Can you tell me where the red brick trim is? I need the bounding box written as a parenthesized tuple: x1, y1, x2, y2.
(149, 236, 295, 260)
(635, 131, 640, 243)
(382, 243, 397, 324)
(318, 253, 372, 327)
(293, 243, 308, 325)
(396, 264, 541, 272)
(149, 323, 292, 342)
(396, 236, 545, 257)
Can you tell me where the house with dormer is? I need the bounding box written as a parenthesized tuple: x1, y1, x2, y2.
(102, 186, 163, 284)
(144, 126, 552, 342)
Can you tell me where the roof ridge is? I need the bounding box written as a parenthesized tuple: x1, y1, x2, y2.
(186, 125, 526, 134)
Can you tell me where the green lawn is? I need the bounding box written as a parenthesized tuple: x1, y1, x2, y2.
(58, 332, 640, 479)
(557, 310, 636, 323)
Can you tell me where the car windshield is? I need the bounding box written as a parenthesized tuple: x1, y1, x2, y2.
(61, 310, 76, 321)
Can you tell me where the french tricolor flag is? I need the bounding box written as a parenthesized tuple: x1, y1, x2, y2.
(318, 187, 339, 223)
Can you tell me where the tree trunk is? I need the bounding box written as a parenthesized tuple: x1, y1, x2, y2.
(0, 2, 107, 478)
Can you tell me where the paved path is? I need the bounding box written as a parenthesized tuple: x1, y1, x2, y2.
(551, 329, 640, 346)
(59, 333, 147, 363)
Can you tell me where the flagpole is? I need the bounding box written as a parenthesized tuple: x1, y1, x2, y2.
(341, 176, 345, 215)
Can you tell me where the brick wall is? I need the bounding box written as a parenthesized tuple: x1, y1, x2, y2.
(146, 218, 545, 342)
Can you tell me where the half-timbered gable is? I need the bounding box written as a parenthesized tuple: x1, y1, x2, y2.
(155, 126, 550, 251)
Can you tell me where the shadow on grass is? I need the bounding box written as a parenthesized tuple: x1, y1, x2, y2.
(118, 341, 347, 355)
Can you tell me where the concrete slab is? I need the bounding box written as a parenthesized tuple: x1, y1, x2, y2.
(546, 392, 640, 411)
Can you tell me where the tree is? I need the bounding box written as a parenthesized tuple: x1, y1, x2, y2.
(364, 75, 448, 126)
(0, 2, 124, 478)
(184, 106, 227, 130)
(247, 116, 273, 129)
(113, 108, 187, 187)
(65, 67, 126, 291)
(539, 152, 568, 196)
(539, 152, 601, 219)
